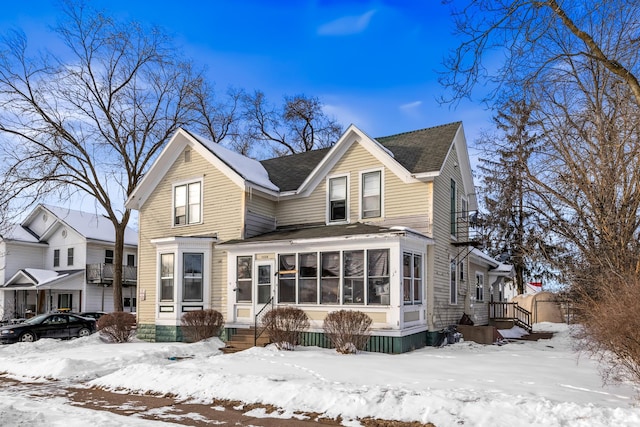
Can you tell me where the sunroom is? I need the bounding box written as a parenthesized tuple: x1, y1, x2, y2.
(222, 223, 434, 342)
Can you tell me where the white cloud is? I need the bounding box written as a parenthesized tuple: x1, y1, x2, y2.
(317, 10, 376, 36)
(399, 100, 422, 111)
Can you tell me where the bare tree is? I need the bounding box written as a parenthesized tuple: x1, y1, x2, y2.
(0, 1, 213, 310)
(241, 90, 343, 156)
(441, 0, 640, 107)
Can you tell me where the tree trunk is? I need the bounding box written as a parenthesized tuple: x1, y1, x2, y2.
(112, 222, 125, 312)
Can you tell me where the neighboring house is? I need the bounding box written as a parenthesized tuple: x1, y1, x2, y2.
(0, 205, 138, 320)
(126, 122, 512, 352)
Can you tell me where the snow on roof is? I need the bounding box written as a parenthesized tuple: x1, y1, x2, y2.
(190, 133, 279, 191)
(1, 224, 40, 243)
(41, 205, 138, 246)
(24, 268, 68, 286)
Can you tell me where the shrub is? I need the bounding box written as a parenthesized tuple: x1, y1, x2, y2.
(575, 275, 640, 385)
(97, 312, 137, 343)
(323, 310, 372, 354)
(262, 307, 309, 350)
(181, 309, 224, 343)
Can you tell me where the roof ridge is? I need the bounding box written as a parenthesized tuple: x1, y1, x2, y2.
(376, 121, 461, 140)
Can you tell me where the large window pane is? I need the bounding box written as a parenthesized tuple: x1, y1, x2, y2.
(257, 264, 272, 303)
(183, 253, 203, 302)
(321, 252, 339, 304)
(362, 171, 381, 218)
(236, 256, 252, 303)
(160, 253, 174, 301)
(403, 253, 412, 304)
(343, 251, 364, 304)
(278, 254, 296, 303)
(329, 176, 347, 221)
(368, 249, 389, 305)
(188, 182, 201, 223)
(298, 253, 318, 303)
(174, 185, 187, 225)
(174, 182, 201, 225)
(413, 254, 422, 302)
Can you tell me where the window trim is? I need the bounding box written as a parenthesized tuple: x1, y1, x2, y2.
(360, 169, 383, 219)
(326, 174, 350, 224)
(53, 249, 60, 268)
(450, 257, 458, 305)
(475, 271, 485, 302)
(403, 251, 423, 305)
(67, 247, 74, 266)
(172, 178, 203, 227)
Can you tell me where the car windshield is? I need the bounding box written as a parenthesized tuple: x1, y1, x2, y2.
(23, 314, 50, 325)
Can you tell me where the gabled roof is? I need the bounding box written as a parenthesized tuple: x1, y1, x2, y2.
(0, 224, 42, 244)
(260, 121, 464, 193)
(21, 204, 138, 246)
(2, 268, 85, 290)
(128, 121, 473, 208)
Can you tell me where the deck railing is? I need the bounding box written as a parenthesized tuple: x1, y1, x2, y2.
(489, 302, 532, 332)
(86, 264, 137, 284)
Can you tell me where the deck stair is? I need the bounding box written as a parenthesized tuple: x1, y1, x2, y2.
(489, 302, 533, 333)
(220, 327, 270, 354)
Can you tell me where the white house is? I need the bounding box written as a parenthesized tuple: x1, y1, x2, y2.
(0, 204, 138, 320)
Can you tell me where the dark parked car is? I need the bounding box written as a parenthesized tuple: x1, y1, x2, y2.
(0, 312, 97, 344)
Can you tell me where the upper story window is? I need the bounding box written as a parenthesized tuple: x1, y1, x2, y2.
(174, 181, 201, 226)
(127, 254, 135, 266)
(67, 248, 74, 266)
(53, 249, 60, 267)
(105, 249, 114, 264)
(361, 170, 381, 219)
(328, 176, 348, 222)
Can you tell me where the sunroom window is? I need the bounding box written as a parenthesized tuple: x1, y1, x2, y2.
(368, 249, 390, 305)
(174, 181, 201, 225)
(298, 253, 318, 303)
(278, 254, 296, 303)
(403, 252, 422, 305)
(343, 251, 364, 304)
(320, 252, 340, 304)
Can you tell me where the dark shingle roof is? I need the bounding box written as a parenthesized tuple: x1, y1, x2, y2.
(259, 122, 461, 191)
(260, 148, 331, 191)
(375, 121, 461, 174)
(222, 222, 406, 245)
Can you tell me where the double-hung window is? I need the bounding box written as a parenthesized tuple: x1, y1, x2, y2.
(328, 176, 347, 222)
(105, 250, 114, 264)
(53, 249, 60, 267)
(183, 253, 203, 302)
(174, 181, 201, 225)
(160, 253, 174, 301)
(403, 252, 423, 305)
(475, 272, 484, 301)
(361, 171, 381, 218)
(67, 248, 74, 266)
(450, 258, 457, 304)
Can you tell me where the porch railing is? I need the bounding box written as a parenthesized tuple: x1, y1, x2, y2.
(254, 296, 275, 346)
(86, 264, 137, 284)
(489, 302, 532, 333)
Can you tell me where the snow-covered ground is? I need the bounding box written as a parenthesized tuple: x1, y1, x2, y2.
(0, 322, 638, 427)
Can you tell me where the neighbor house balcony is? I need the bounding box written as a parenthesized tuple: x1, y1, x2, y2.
(86, 264, 137, 285)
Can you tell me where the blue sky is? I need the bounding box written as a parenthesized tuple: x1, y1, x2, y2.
(0, 0, 491, 151)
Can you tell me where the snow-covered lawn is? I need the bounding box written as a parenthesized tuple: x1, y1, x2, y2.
(0, 322, 637, 426)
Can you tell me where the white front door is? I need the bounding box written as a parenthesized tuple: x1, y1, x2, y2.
(255, 260, 275, 315)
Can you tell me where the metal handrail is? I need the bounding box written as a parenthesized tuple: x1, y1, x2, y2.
(254, 296, 275, 346)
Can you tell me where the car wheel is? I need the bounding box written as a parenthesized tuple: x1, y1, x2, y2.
(19, 332, 36, 342)
(78, 328, 91, 338)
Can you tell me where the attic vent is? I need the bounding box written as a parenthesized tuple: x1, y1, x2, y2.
(62, 229, 67, 238)
(184, 148, 191, 163)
